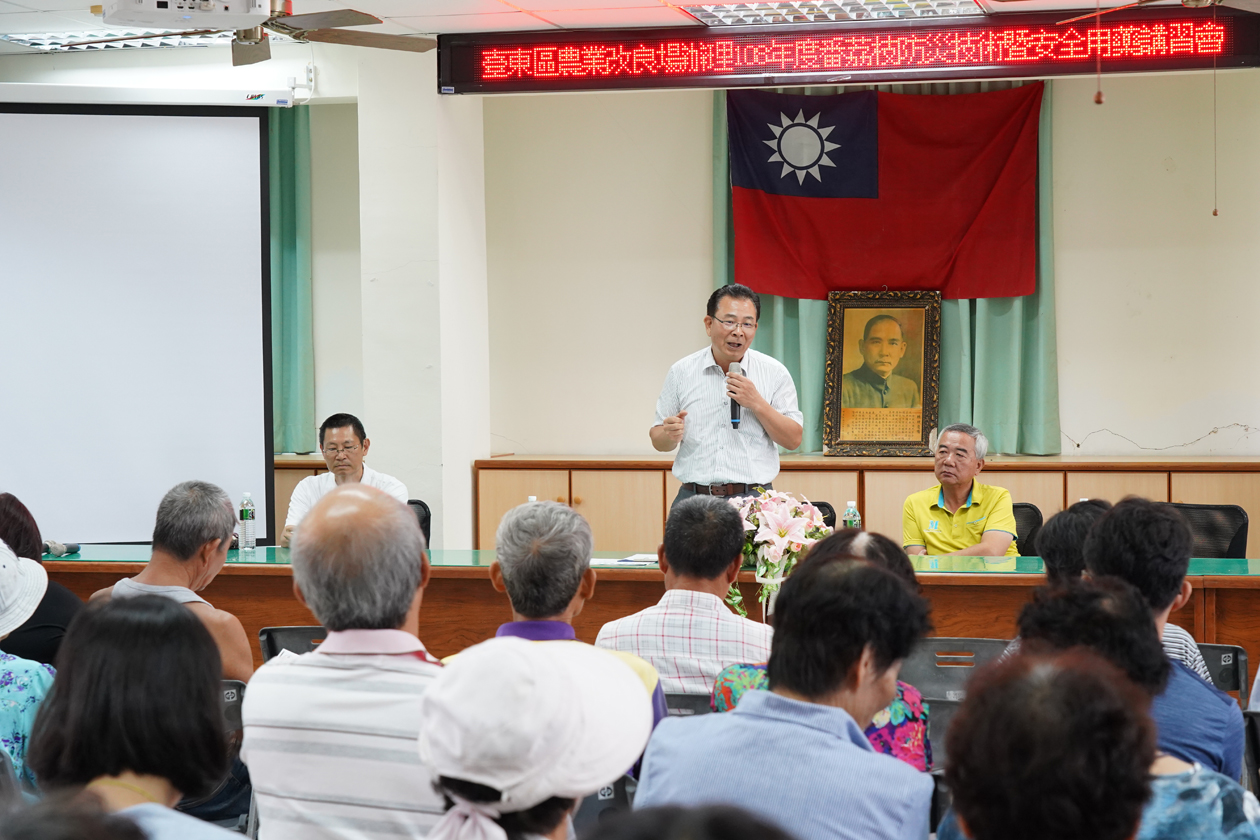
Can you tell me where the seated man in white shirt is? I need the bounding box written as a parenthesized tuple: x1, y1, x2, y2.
(280, 413, 408, 547)
(242, 484, 443, 839)
(596, 495, 772, 695)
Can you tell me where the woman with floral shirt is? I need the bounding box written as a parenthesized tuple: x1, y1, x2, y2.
(0, 539, 56, 788)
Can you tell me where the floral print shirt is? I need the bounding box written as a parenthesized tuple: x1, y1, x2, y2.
(0, 652, 54, 788)
(710, 663, 932, 771)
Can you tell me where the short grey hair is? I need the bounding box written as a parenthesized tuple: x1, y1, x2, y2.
(940, 423, 989, 460)
(292, 495, 426, 631)
(495, 501, 592, 620)
(152, 481, 236, 560)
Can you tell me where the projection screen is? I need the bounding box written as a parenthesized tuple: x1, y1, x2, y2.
(0, 105, 272, 544)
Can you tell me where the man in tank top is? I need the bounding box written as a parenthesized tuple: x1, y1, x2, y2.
(91, 481, 253, 682)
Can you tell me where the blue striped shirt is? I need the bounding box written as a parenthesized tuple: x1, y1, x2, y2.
(635, 690, 933, 840)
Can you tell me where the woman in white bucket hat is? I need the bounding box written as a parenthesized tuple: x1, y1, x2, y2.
(0, 538, 52, 790)
(418, 636, 654, 840)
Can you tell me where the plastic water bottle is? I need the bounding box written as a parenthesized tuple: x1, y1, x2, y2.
(843, 501, 862, 530)
(239, 493, 256, 551)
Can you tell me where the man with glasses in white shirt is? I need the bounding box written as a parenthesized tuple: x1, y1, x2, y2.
(280, 413, 408, 546)
(652, 284, 803, 509)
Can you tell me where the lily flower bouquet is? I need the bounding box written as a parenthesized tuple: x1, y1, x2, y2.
(725, 489, 832, 617)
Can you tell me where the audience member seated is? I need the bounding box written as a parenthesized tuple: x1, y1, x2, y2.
(902, 423, 1018, 557)
(242, 485, 444, 839)
(417, 636, 653, 840)
(635, 557, 933, 840)
(0, 792, 147, 840)
(281, 413, 407, 547)
(941, 649, 1155, 840)
(595, 496, 772, 695)
(0, 541, 53, 790)
(1039, 498, 1112, 583)
(0, 493, 82, 666)
(1001, 498, 1211, 679)
(487, 501, 668, 726)
(28, 595, 238, 839)
(91, 481, 252, 683)
(709, 530, 932, 771)
(1084, 498, 1243, 779)
(940, 580, 1260, 840)
(588, 805, 799, 840)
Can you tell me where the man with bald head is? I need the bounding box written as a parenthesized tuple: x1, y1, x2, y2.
(241, 485, 445, 840)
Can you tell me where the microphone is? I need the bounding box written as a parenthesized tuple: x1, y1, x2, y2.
(729, 362, 742, 428)
(43, 540, 80, 557)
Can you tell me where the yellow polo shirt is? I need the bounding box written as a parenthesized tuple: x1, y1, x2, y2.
(902, 481, 1020, 557)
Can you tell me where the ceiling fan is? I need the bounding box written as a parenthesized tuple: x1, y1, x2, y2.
(64, 0, 436, 66)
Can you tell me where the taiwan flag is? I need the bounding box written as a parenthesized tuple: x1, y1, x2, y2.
(729, 83, 1043, 300)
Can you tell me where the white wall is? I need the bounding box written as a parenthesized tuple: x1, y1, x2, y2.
(484, 90, 715, 456)
(310, 103, 364, 426)
(1053, 71, 1260, 455)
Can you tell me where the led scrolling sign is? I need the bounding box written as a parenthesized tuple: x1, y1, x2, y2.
(438, 11, 1259, 93)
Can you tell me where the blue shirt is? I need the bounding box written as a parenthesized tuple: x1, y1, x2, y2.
(635, 690, 933, 840)
(936, 764, 1260, 840)
(1151, 660, 1244, 781)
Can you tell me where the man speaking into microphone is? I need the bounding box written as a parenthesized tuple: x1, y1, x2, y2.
(651, 284, 803, 509)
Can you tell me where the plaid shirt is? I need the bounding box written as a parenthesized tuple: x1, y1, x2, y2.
(595, 589, 773, 695)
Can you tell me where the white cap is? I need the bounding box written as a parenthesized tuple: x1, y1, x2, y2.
(847, 501, 857, 508)
(0, 540, 47, 638)
(418, 637, 653, 823)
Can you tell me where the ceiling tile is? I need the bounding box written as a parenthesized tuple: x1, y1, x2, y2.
(510, 0, 667, 8)
(0, 9, 103, 31)
(528, 5, 697, 26)
(387, 10, 554, 31)
(348, 0, 508, 15)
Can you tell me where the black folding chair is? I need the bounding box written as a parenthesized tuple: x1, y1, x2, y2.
(572, 774, 635, 834)
(899, 637, 1011, 702)
(1244, 710, 1260, 792)
(1169, 503, 1249, 559)
(1198, 643, 1250, 706)
(408, 499, 432, 546)
(929, 769, 952, 834)
(258, 626, 327, 662)
(664, 693, 713, 717)
(1011, 502, 1043, 557)
(925, 697, 962, 771)
(813, 501, 838, 530)
(177, 680, 250, 825)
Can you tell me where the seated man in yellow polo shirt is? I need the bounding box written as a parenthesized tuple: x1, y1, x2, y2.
(903, 423, 1019, 557)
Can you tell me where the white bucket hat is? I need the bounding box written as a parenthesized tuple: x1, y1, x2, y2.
(0, 540, 47, 639)
(417, 636, 654, 840)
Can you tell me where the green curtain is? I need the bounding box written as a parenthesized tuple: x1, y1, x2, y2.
(712, 83, 1061, 455)
(269, 106, 317, 454)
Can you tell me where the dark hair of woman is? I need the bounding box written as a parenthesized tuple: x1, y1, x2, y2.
(945, 650, 1154, 840)
(0, 493, 43, 563)
(436, 777, 574, 840)
(581, 805, 797, 840)
(768, 558, 930, 698)
(28, 595, 227, 798)
(0, 792, 146, 840)
(804, 528, 918, 590)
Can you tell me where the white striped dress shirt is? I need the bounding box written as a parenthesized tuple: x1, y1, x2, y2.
(241, 630, 445, 840)
(654, 347, 803, 485)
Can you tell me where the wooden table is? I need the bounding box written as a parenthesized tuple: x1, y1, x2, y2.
(47, 547, 1260, 676)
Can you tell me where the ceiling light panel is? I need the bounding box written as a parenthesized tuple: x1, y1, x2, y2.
(682, 0, 983, 24)
(0, 27, 297, 49)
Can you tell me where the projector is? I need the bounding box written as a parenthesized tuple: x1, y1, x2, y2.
(103, 0, 269, 30)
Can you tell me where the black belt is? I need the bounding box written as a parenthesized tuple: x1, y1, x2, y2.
(683, 482, 770, 497)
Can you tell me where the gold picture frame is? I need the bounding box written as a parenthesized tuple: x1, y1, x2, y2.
(823, 290, 941, 456)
